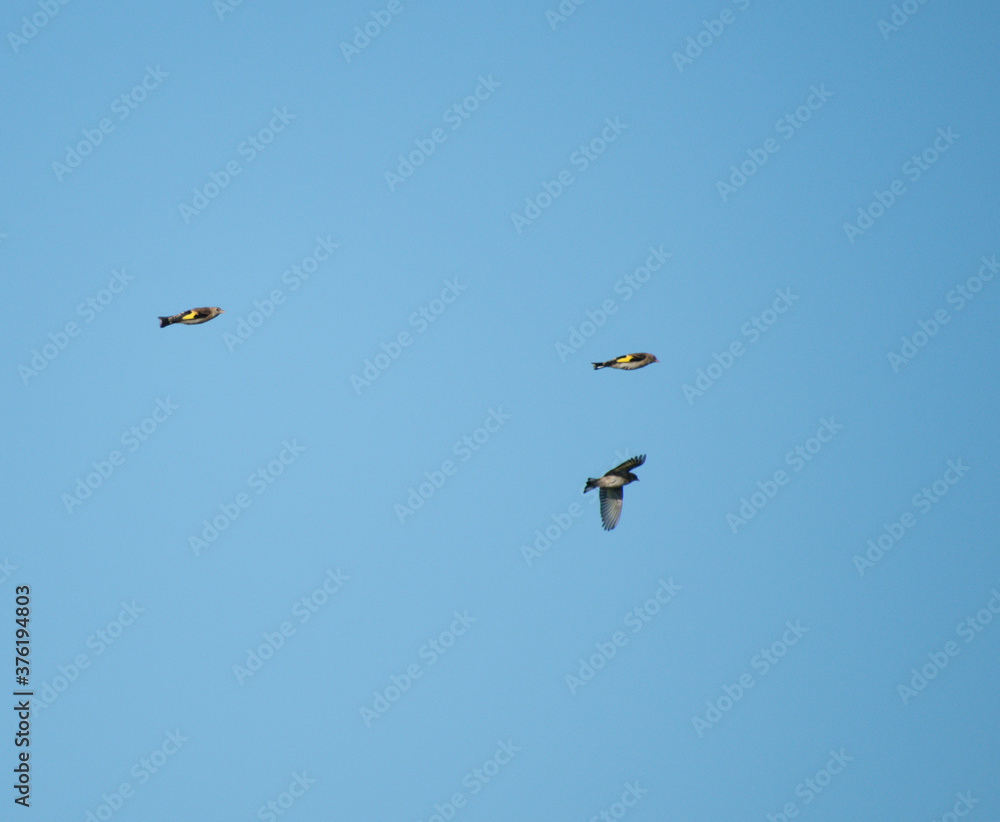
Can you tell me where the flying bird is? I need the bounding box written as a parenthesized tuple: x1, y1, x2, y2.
(592, 353, 658, 371)
(158, 307, 224, 328)
(583, 454, 645, 530)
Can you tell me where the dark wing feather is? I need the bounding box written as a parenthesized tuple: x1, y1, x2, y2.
(606, 454, 645, 476)
(598, 486, 624, 530)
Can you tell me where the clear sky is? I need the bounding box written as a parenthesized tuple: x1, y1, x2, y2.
(4, 1, 999, 819)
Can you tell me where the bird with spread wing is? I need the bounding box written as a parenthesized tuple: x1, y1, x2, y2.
(583, 454, 645, 530)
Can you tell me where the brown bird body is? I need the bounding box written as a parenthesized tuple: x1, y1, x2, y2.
(592, 352, 658, 370)
(158, 307, 224, 328)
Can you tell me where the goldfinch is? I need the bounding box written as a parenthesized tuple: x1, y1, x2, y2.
(158, 307, 224, 328)
(583, 455, 645, 530)
(592, 353, 658, 370)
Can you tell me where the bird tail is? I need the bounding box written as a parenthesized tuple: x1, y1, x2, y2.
(584, 478, 598, 492)
(158, 316, 172, 328)
(591, 362, 605, 370)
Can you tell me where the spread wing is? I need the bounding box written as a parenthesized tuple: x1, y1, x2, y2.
(607, 454, 645, 476)
(599, 486, 624, 530)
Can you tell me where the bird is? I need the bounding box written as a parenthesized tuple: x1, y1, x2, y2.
(158, 307, 224, 328)
(592, 353, 658, 370)
(583, 454, 645, 530)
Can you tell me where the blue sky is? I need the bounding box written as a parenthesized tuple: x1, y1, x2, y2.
(4, 1, 1000, 819)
